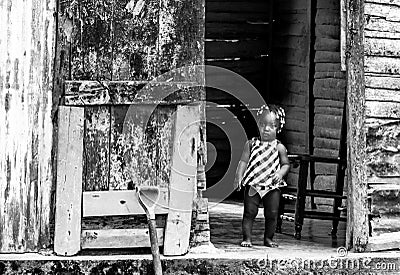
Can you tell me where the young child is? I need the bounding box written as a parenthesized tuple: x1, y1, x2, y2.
(234, 104, 290, 248)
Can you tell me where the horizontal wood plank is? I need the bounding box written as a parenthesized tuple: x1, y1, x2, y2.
(366, 101, 400, 118)
(81, 228, 164, 249)
(365, 2, 400, 22)
(64, 81, 202, 105)
(367, 232, 400, 251)
(366, 74, 400, 89)
(365, 37, 400, 57)
(82, 190, 169, 217)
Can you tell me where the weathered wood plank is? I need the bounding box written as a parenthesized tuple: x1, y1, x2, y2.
(366, 101, 400, 118)
(365, 37, 400, 57)
(316, 10, 340, 25)
(365, 16, 400, 33)
(54, 107, 84, 256)
(317, 0, 340, 9)
(158, 0, 205, 76)
(366, 0, 400, 7)
(81, 228, 164, 249)
(316, 25, 340, 39)
(366, 119, 400, 177)
(82, 191, 169, 217)
(314, 137, 341, 150)
(315, 106, 344, 116)
(370, 187, 400, 216)
(315, 114, 343, 129)
(314, 126, 342, 139)
(314, 51, 341, 63)
(83, 106, 110, 191)
(112, 0, 160, 80)
(82, 215, 166, 230)
(69, 0, 114, 80)
(109, 105, 158, 190)
(365, 74, 400, 89)
(370, 216, 400, 236)
(64, 81, 201, 105)
(157, 107, 176, 188)
(314, 78, 347, 89)
(164, 105, 200, 256)
(367, 232, 400, 251)
(0, 0, 55, 252)
(314, 87, 346, 101)
(365, 2, 400, 22)
(315, 63, 342, 72)
(366, 88, 400, 102)
(315, 99, 345, 108)
(315, 37, 340, 52)
(365, 56, 400, 74)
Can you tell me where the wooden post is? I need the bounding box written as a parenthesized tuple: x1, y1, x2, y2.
(0, 0, 55, 252)
(54, 106, 84, 256)
(164, 105, 200, 256)
(345, 0, 369, 252)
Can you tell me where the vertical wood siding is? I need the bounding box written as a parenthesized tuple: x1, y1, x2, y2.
(364, 0, 400, 251)
(0, 0, 56, 251)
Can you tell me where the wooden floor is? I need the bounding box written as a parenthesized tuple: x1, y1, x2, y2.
(208, 200, 346, 258)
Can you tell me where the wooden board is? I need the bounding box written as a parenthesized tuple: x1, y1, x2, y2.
(83, 106, 110, 191)
(54, 106, 84, 256)
(109, 105, 158, 190)
(163, 105, 200, 255)
(81, 228, 164, 249)
(82, 190, 169, 217)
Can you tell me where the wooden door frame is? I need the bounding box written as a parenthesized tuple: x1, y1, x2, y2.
(344, 0, 369, 252)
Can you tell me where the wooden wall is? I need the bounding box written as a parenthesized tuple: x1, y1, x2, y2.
(0, 0, 56, 251)
(312, 0, 346, 211)
(364, 0, 400, 251)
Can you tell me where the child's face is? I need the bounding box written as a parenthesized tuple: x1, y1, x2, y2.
(258, 112, 278, 141)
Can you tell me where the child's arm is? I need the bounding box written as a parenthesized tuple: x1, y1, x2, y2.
(234, 140, 251, 191)
(272, 143, 290, 184)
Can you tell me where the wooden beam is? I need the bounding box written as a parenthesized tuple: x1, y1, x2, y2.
(163, 105, 200, 256)
(345, 0, 369, 252)
(64, 81, 201, 105)
(81, 228, 164, 249)
(54, 106, 84, 256)
(82, 190, 169, 217)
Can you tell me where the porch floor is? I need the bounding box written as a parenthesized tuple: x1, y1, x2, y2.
(208, 199, 346, 258)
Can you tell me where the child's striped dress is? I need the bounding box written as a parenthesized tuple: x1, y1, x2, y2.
(241, 138, 287, 197)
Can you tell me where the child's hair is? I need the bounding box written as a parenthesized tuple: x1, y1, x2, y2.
(256, 104, 286, 134)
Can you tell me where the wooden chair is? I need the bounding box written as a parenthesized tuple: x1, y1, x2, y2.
(277, 102, 347, 240)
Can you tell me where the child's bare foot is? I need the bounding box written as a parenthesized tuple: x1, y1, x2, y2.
(240, 240, 252, 247)
(264, 238, 278, 247)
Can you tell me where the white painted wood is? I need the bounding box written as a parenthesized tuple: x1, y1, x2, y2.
(163, 105, 200, 256)
(81, 228, 164, 249)
(83, 190, 169, 217)
(54, 106, 84, 256)
(365, 56, 400, 74)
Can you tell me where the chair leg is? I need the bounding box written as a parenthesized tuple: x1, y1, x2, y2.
(294, 159, 308, 240)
